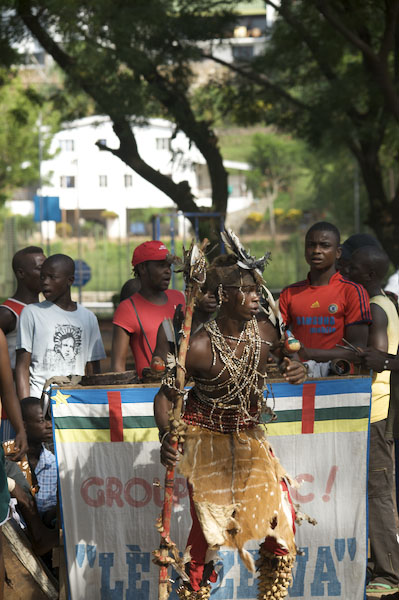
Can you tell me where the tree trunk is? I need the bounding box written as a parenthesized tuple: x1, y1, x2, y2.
(358, 148, 399, 267)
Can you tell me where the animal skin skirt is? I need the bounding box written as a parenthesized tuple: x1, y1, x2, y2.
(178, 424, 296, 573)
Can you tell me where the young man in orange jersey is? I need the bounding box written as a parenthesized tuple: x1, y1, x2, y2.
(279, 222, 371, 369)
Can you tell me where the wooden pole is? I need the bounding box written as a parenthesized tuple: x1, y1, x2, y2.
(158, 240, 208, 600)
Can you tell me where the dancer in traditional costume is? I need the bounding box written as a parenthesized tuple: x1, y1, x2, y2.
(154, 250, 307, 600)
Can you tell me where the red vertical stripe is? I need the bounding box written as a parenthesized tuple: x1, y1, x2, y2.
(302, 383, 316, 434)
(108, 391, 124, 442)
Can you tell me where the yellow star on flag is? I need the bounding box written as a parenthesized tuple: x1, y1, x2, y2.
(52, 390, 71, 407)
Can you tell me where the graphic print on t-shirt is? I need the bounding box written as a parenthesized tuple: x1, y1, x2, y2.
(43, 324, 82, 374)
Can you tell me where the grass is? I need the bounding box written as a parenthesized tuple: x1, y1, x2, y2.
(218, 126, 271, 163)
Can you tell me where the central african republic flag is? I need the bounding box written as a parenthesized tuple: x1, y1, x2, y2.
(51, 377, 371, 600)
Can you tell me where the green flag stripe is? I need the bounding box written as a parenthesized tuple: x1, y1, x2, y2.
(262, 406, 369, 423)
(54, 415, 154, 430)
(54, 406, 369, 431)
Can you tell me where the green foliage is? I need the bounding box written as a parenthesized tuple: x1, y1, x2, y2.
(0, 71, 41, 202)
(207, 1, 399, 260)
(127, 207, 171, 225)
(0, 65, 75, 205)
(218, 126, 266, 161)
(246, 132, 309, 200)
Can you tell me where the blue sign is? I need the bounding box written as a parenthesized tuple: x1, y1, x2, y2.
(73, 260, 91, 287)
(34, 196, 61, 222)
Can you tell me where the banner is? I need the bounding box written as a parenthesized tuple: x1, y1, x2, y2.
(51, 377, 371, 599)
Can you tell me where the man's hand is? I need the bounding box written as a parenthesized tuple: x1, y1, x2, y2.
(11, 429, 28, 462)
(281, 357, 307, 384)
(358, 347, 390, 372)
(160, 433, 181, 469)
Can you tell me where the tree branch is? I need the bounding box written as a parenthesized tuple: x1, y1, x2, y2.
(15, 0, 201, 213)
(266, 0, 338, 84)
(265, 0, 369, 123)
(315, 1, 399, 121)
(316, 0, 378, 62)
(201, 51, 311, 111)
(97, 121, 199, 213)
(379, 0, 399, 61)
(140, 64, 228, 214)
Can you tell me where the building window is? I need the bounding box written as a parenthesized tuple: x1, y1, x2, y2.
(60, 175, 75, 188)
(99, 175, 108, 187)
(124, 174, 133, 187)
(232, 45, 254, 61)
(156, 138, 171, 151)
(59, 139, 75, 151)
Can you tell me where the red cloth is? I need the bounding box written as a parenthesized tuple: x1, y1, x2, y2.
(186, 484, 218, 591)
(112, 290, 185, 377)
(2, 298, 26, 317)
(279, 271, 371, 350)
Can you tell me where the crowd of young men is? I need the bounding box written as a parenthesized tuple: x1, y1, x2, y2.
(0, 227, 399, 598)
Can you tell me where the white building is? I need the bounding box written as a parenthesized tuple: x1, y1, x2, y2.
(8, 115, 253, 239)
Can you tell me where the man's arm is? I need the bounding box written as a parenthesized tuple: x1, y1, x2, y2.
(154, 335, 205, 468)
(152, 323, 170, 365)
(85, 360, 101, 375)
(258, 320, 307, 384)
(111, 325, 130, 372)
(367, 304, 388, 352)
(154, 386, 179, 468)
(300, 323, 369, 363)
(1, 336, 28, 460)
(357, 304, 392, 372)
(359, 347, 399, 372)
(15, 348, 32, 400)
(0, 307, 16, 336)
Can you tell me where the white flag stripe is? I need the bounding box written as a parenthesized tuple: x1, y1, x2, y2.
(53, 402, 154, 419)
(272, 392, 370, 412)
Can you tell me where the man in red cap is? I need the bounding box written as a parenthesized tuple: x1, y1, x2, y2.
(111, 241, 185, 378)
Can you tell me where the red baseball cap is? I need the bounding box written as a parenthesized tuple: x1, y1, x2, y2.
(131, 240, 170, 267)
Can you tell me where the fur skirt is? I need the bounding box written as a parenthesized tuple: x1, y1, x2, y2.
(178, 425, 296, 572)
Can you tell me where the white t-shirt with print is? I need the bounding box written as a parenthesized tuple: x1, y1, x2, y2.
(17, 301, 106, 398)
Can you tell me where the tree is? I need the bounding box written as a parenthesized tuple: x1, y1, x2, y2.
(203, 1, 399, 264)
(0, 0, 242, 242)
(246, 132, 308, 238)
(0, 69, 48, 203)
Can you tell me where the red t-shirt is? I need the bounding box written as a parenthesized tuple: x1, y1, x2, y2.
(113, 290, 185, 377)
(279, 271, 371, 349)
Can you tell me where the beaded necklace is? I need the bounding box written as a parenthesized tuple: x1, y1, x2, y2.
(191, 317, 270, 435)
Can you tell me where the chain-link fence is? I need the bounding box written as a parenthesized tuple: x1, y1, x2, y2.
(0, 219, 308, 310)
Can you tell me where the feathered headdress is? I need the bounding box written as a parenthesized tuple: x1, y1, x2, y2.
(221, 229, 271, 277)
(220, 229, 285, 338)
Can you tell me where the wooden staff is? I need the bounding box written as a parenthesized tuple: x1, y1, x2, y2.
(158, 240, 208, 600)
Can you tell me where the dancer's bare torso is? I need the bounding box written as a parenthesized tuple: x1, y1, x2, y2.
(185, 317, 278, 408)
